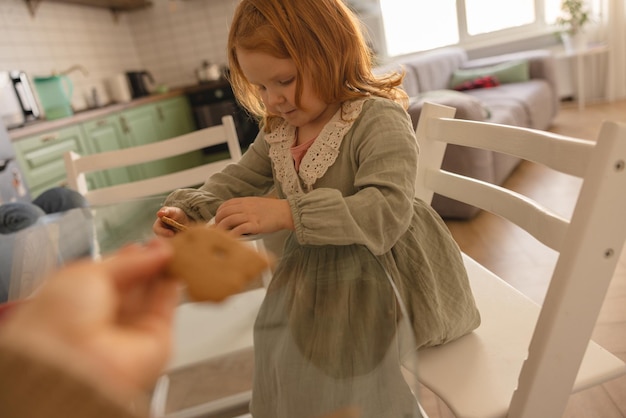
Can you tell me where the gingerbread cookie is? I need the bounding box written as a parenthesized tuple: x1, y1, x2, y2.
(167, 225, 271, 302)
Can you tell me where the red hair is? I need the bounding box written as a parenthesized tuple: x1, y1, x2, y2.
(227, 0, 407, 132)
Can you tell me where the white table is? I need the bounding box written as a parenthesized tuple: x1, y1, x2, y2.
(556, 43, 610, 111)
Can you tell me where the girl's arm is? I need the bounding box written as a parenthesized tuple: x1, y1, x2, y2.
(164, 133, 275, 223)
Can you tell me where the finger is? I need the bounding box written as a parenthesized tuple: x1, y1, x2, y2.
(102, 239, 174, 290)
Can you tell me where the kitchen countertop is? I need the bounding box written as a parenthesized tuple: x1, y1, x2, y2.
(8, 79, 231, 141)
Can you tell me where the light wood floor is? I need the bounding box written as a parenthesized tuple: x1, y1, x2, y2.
(419, 99, 626, 417)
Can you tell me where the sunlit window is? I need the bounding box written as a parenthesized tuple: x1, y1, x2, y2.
(465, 0, 535, 35)
(379, 0, 458, 56)
(379, 0, 575, 57)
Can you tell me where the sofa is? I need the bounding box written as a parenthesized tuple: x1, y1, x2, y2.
(376, 47, 560, 219)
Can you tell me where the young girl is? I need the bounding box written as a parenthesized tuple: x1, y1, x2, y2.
(154, 0, 479, 416)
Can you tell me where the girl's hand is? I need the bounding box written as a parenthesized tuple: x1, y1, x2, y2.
(0, 239, 179, 405)
(214, 197, 294, 237)
(153, 206, 191, 237)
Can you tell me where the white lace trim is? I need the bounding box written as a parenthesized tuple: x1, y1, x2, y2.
(265, 98, 366, 195)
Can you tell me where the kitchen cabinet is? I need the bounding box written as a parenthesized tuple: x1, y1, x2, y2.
(81, 116, 137, 187)
(13, 95, 198, 199)
(122, 96, 201, 179)
(13, 125, 93, 199)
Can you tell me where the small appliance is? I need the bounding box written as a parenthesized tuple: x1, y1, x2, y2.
(126, 70, 154, 98)
(0, 71, 41, 129)
(105, 73, 133, 103)
(33, 74, 74, 120)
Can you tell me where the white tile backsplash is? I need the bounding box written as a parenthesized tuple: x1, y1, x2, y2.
(0, 0, 238, 112)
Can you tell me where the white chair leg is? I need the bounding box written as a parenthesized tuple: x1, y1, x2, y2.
(150, 374, 170, 418)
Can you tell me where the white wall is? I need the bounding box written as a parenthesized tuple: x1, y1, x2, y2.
(0, 0, 237, 111)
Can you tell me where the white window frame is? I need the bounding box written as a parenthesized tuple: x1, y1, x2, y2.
(375, 0, 564, 58)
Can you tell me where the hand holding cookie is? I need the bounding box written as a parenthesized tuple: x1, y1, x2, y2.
(154, 207, 190, 237)
(166, 225, 272, 302)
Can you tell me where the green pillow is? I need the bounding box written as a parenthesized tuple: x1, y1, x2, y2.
(449, 60, 530, 89)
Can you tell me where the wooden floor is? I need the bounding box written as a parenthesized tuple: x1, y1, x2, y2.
(419, 99, 626, 417)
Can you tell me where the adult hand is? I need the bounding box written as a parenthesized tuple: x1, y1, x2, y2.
(0, 238, 179, 405)
(214, 196, 294, 237)
(153, 206, 192, 237)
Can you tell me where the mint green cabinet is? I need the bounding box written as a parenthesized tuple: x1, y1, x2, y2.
(81, 116, 139, 187)
(13, 95, 199, 198)
(13, 125, 93, 199)
(123, 96, 201, 178)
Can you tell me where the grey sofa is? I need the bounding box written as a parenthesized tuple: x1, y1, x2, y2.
(376, 47, 560, 219)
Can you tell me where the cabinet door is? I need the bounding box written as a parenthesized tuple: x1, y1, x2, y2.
(123, 97, 202, 178)
(121, 103, 166, 179)
(155, 96, 196, 138)
(153, 96, 203, 173)
(13, 125, 91, 199)
(82, 116, 135, 187)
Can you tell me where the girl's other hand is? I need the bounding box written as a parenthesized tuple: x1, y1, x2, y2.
(153, 206, 191, 237)
(214, 197, 294, 237)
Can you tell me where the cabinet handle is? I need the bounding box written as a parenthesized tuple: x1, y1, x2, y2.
(157, 105, 165, 121)
(120, 116, 130, 134)
(41, 134, 59, 142)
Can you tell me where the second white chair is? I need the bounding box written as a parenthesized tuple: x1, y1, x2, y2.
(414, 102, 626, 418)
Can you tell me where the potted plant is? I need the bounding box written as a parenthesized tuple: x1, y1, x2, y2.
(556, 0, 591, 52)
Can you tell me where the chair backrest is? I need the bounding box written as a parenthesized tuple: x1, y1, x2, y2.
(64, 115, 242, 206)
(414, 102, 626, 418)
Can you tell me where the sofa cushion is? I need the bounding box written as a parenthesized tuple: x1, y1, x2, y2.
(449, 60, 530, 90)
(465, 79, 554, 130)
(406, 47, 467, 92)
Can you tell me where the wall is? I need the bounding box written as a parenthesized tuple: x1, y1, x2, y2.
(0, 0, 237, 112)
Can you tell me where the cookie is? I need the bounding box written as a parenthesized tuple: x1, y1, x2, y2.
(161, 216, 188, 232)
(167, 225, 271, 302)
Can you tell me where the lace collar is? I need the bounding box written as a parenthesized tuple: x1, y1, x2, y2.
(265, 98, 366, 194)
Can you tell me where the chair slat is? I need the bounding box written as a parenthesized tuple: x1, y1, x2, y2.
(426, 170, 569, 251)
(428, 117, 595, 177)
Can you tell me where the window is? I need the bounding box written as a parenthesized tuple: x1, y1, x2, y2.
(379, 0, 576, 57)
(379, 0, 458, 56)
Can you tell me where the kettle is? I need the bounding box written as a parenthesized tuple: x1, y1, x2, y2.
(33, 74, 74, 120)
(196, 61, 222, 83)
(126, 70, 154, 98)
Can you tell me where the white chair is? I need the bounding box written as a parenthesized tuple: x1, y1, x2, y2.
(63, 115, 267, 418)
(414, 102, 626, 418)
(64, 115, 242, 206)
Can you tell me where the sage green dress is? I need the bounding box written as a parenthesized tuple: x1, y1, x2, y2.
(164, 96, 480, 418)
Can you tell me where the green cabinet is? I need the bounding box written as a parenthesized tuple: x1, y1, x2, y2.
(123, 96, 201, 178)
(81, 116, 136, 187)
(13, 95, 199, 199)
(13, 125, 92, 199)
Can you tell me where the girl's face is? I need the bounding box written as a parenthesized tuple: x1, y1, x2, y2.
(237, 48, 339, 135)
